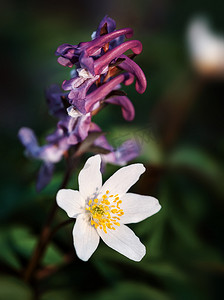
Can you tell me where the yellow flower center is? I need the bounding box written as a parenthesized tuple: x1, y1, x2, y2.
(86, 190, 124, 233)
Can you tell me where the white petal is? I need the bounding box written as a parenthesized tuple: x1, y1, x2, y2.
(97, 224, 146, 261)
(119, 193, 161, 224)
(72, 213, 100, 261)
(99, 163, 145, 197)
(78, 155, 102, 201)
(56, 189, 85, 218)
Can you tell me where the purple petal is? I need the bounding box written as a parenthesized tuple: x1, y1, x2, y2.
(45, 84, 68, 119)
(78, 28, 134, 57)
(57, 56, 74, 68)
(79, 51, 95, 75)
(94, 40, 143, 75)
(110, 35, 125, 49)
(118, 55, 147, 94)
(55, 43, 75, 57)
(40, 144, 65, 163)
(18, 127, 40, 158)
(67, 77, 99, 113)
(104, 95, 135, 121)
(84, 73, 134, 113)
(36, 162, 54, 192)
(102, 139, 140, 166)
(90, 123, 113, 151)
(67, 114, 92, 145)
(95, 15, 116, 37)
(55, 44, 78, 67)
(46, 127, 65, 144)
(62, 77, 85, 91)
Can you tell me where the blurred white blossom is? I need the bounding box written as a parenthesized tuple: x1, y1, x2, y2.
(187, 17, 224, 76)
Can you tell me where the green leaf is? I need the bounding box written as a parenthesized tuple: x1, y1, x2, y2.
(40, 289, 74, 300)
(109, 125, 163, 164)
(0, 229, 21, 270)
(43, 243, 64, 265)
(11, 227, 63, 265)
(0, 226, 63, 269)
(168, 147, 224, 197)
(86, 281, 171, 300)
(0, 276, 31, 300)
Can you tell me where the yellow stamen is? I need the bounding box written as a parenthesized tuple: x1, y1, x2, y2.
(87, 192, 124, 233)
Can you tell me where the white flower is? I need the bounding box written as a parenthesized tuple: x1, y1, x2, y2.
(56, 155, 161, 262)
(187, 17, 224, 75)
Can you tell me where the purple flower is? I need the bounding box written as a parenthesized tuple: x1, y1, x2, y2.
(104, 95, 135, 121)
(117, 55, 147, 94)
(54, 113, 92, 145)
(62, 70, 99, 112)
(103, 139, 141, 166)
(45, 84, 68, 120)
(89, 123, 140, 170)
(55, 27, 133, 73)
(93, 15, 125, 49)
(94, 15, 116, 37)
(76, 73, 134, 114)
(99, 139, 140, 169)
(18, 127, 69, 191)
(18, 113, 92, 191)
(19, 16, 147, 191)
(56, 16, 147, 122)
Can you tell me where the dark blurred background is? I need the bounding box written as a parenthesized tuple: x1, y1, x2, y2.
(1, 0, 224, 299)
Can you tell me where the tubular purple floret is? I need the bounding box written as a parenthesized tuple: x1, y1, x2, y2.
(123, 73, 135, 86)
(84, 73, 133, 112)
(104, 95, 135, 121)
(55, 44, 78, 67)
(118, 55, 147, 94)
(78, 28, 134, 56)
(93, 40, 143, 75)
(55, 43, 76, 56)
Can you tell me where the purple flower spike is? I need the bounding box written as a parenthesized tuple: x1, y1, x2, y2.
(118, 55, 147, 94)
(83, 73, 134, 113)
(105, 95, 135, 121)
